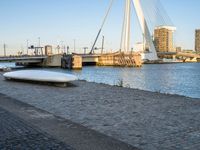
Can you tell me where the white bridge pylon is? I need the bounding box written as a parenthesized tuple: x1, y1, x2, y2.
(121, 0, 158, 60)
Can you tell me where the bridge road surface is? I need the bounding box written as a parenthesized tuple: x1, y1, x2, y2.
(0, 56, 47, 63)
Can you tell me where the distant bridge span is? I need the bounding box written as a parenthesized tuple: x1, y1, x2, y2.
(157, 52, 200, 59)
(0, 56, 47, 63)
(176, 52, 200, 58)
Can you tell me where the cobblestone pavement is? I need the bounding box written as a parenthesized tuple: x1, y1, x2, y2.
(0, 74, 200, 150)
(0, 93, 136, 150)
(0, 107, 72, 150)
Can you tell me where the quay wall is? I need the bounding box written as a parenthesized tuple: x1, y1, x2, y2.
(42, 54, 62, 67)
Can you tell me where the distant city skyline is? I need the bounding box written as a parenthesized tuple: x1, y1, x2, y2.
(0, 0, 200, 55)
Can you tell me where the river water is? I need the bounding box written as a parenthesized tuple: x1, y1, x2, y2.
(1, 62, 200, 98)
(42, 63, 199, 99)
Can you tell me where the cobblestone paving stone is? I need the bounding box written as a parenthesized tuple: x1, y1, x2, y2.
(0, 74, 200, 150)
(0, 107, 72, 150)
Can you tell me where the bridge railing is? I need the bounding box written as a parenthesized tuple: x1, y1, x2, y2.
(0, 55, 47, 59)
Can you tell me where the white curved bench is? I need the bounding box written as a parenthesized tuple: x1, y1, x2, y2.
(4, 70, 78, 87)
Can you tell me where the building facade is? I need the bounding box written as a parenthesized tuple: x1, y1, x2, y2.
(195, 29, 200, 53)
(45, 45, 53, 56)
(154, 26, 176, 52)
(176, 47, 182, 52)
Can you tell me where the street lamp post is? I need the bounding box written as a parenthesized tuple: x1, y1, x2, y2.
(26, 40, 29, 55)
(38, 37, 41, 47)
(73, 39, 76, 53)
(83, 47, 88, 54)
(67, 46, 69, 54)
(3, 43, 6, 57)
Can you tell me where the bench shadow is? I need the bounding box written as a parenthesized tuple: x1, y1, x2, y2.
(4, 78, 78, 88)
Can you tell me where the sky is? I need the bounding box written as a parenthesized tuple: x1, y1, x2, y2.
(0, 0, 200, 55)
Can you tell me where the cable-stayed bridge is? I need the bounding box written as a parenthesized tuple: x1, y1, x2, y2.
(90, 0, 175, 61)
(4, 0, 197, 68)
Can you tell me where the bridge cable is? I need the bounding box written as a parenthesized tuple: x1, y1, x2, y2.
(157, 0, 173, 26)
(90, 0, 115, 54)
(138, 0, 173, 35)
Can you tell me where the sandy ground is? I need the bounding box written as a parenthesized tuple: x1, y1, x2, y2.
(0, 72, 200, 150)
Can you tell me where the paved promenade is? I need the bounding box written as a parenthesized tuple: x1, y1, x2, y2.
(0, 93, 136, 150)
(0, 73, 200, 150)
(0, 106, 71, 149)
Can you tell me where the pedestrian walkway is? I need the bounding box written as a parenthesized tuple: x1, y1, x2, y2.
(0, 93, 137, 150)
(0, 107, 72, 150)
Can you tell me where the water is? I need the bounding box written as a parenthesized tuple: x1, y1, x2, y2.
(0, 62, 16, 68)
(0, 62, 199, 98)
(49, 63, 200, 99)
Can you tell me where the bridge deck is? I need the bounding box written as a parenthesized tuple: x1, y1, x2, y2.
(158, 52, 200, 58)
(0, 56, 47, 62)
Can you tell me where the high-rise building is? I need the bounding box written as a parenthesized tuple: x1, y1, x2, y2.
(154, 26, 176, 52)
(195, 29, 200, 53)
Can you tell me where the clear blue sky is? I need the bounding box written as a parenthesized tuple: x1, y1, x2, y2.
(0, 0, 199, 55)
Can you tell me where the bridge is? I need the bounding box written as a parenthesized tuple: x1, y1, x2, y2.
(158, 52, 200, 62)
(79, 53, 142, 67)
(0, 56, 47, 62)
(1, 1, 190, 68)
(158, 52, 200, 58)
(0, 56, 47, 66)
(89, 0, 177, 64)
(176, 52, 200, 58)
